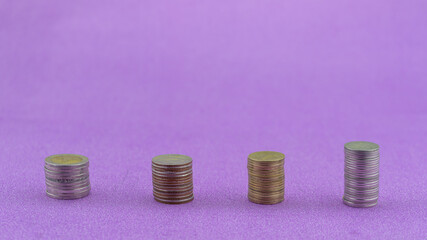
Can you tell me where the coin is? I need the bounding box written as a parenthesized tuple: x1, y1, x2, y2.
(45, 154, 88, 166)
(345, 141, 379, 152)
(152, 154, 194, 204)
(44, 154, 91, 200)
(248, 151, 285, 162)
(248, 151, 285, 205)
(343, 141, 379, 208)
(152, 154, 192, 166)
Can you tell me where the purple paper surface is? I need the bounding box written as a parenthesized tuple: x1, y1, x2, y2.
(1, 1, 426, 239)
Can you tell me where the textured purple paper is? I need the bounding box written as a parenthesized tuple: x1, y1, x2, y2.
(1, 1, 426, 239)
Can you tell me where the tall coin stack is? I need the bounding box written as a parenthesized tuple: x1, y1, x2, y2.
(152, 154, 194, 204)
(248, 151, 285, 205)
(44, 154, 91, 200)
(343, 141, 379, 208)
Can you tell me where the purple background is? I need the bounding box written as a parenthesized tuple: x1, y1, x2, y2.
(1, 1, 426, 239)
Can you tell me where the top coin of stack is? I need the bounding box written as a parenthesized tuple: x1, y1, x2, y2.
(343, 141, 379, 208)
(247, 151, 285, 205)
(44, 154, 91, 200)
(152, 154, 194, 204)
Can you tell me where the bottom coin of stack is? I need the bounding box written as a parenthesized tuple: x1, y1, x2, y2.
(248, 151, 285, 205)
(44, 154, 91, 200)
(343, 141, 380, 208)
(152, 154, 194, 204)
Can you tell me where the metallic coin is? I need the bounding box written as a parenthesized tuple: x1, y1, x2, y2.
(153, 187, 193, 196)
(152, 163, 192, 169)
(45, 171, 89, 180)
(46, 186, 91, 195)
(44, 154, 91, 200)
(154, 195, 194, 204)
(45, 177, 89, 186)
(46, 184, 90, 192)
(248, 151, 285, 162)
(44, 170, 89, 179)
(154, 184, 193, 192)
(45, 179, 90, 188)
(152, 154, 194, 204)
(248, 192, 284, 205)
(45, 173, 89, 181)
(46, 190, 90, 200)
(153, 193, 193, 200)
(249, 182, 284, 190)
(247, 151, 285, 205)
(345, 180, 378, 189)
(152, 171, 192, 179)
(248, 190, 285, 197)
(152, 174, 193, 183)
(345, 186, 379, 194)
(46, 184, 91, 194)
(152, 154, 192, 166)
(345, 141, 379, 152)
(44, 165, 89, 173)
(152, 169, 192, 178)
(45, 154, 89, 167)
(153, 180, 193, 187)
(45, 162, 89, 169)
(343, 141, 379, 208)
(343, 198, 377, 208)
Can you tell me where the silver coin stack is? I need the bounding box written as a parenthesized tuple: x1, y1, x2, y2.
(44, 154, 91, 200)
(343, 141, 379, 208)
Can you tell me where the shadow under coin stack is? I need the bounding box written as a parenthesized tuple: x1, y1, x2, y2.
(248, 151, 285, 205)
(343, 141, 380, 208)
(152, 154, 194, 204)
(44, 154, 91, 200)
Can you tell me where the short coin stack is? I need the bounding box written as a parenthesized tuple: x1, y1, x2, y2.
(248, 151, 285, 205)
(44, 154, 91, 200)
(152, 154, 194, 204)
(343, 141, 379, 208)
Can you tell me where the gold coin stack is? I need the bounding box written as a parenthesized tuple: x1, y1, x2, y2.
(44, 154, 91, 200)
(152, 154, 194, 204)
(248, 151, 285, 205)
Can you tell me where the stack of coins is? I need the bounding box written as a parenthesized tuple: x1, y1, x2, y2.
(44, 154, 91, 200)
(248, 151, 285, 205)
(152, 154, 194, 204)
(343, 141, 379, 208)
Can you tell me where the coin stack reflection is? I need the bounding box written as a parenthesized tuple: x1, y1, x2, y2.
(248, 151, 285, 205)
(152, 154, 194, 204)
(44, 154, 91, 200)
(343, 141, 379, 208)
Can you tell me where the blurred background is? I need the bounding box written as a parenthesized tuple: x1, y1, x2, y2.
(0, 1, 426, 239)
